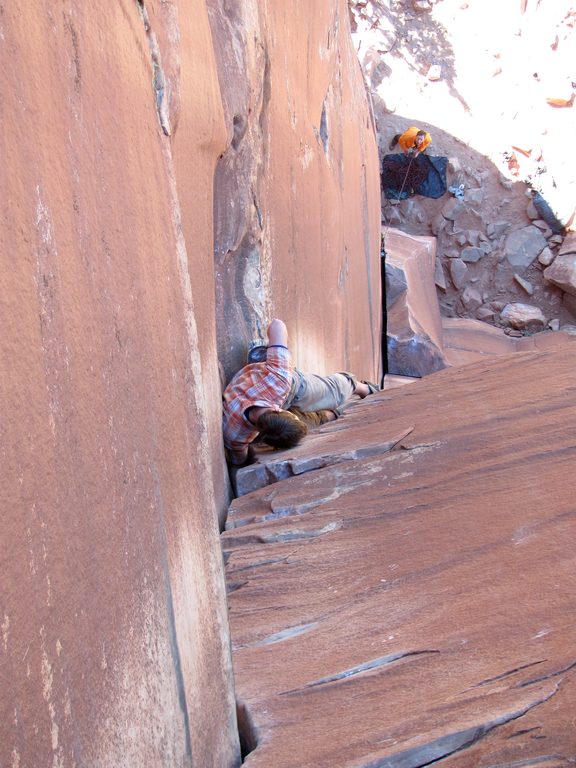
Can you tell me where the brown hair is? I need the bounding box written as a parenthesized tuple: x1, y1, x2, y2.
(256, 410, 308, 449)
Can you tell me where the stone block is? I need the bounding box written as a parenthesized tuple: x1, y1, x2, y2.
(500, 303, 547, 330)
(461, 246, 484, 263)
(543, 254, 576, 296)
(449, 258, 468, 289)
(504, 225, 548, 268)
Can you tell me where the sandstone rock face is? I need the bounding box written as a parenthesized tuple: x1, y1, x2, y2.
(223, 341, 576, 766)
(209, 1, 382, 385)
(1, 4, 240, 767)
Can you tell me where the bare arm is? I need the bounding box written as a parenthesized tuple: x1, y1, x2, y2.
(267, 318, 288, 347)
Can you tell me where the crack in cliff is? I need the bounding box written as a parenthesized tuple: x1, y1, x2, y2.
(281, 650, 440, 695)
(233, 425, 415, 496)
(237, 622, 318, 650)
(223, 520, 342, 548)
(515, 658, 576, 688)
(137, 0, 171, 136)
(362, 683, 561, 768)
(236, 699, 258, 762)
(472, 659, 547, 689)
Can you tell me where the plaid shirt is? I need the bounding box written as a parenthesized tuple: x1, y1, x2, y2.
(222, 345, 294, 463)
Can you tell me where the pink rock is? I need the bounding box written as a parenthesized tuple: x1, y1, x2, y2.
(500, 302, 547, 330)
(544, 254, 576, 296)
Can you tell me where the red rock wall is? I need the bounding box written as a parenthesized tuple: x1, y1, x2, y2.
(209, 0, 382, 383)
(1, 1, 381, 765)
(0, 3, 239, 767)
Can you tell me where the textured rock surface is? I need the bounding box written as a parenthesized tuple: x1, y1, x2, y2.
(210, 0, 382, 385)
(224, 341, 576, 767)
(1, 1, 383, 765)
(0, 4, 239, 766)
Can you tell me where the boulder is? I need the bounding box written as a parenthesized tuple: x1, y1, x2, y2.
(504, 225, 548, 268)
(384, 230, 447, 378)
(500, 303, 547, 331)
(449, 258, 468, 288)
(460, 285, 483, 312)
(538, 246, 555, 266)
(559, 232, 576, 256)
(543, 253, 576, 296)
(461, 246, 484, 263)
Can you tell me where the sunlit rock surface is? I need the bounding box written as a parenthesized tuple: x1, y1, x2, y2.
(209, 0, 382, 385)
(224, 340, 576, 766)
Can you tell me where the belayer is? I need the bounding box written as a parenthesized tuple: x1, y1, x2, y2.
(389, 126, 432, 158)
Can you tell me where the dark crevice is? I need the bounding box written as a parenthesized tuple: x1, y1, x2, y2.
(231, 114, 247, 150)
(472, 659, 547, 688)
(236, 700, 258, 762)
(516, 657, 576, 688)
(281, 650, 439, 695)
(362, 683, 560, 768)
(319, 100, 329, 154)
(380, 240, 389, 387)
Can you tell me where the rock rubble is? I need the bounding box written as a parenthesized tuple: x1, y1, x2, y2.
(349, 0, 576, 334)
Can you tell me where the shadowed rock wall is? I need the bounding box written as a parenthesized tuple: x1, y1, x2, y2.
(209, 0, 382, 384)
(0, 3, 239, 766)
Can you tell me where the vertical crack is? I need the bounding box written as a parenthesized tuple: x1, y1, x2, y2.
(319, 98, 329, 154)
(137, 0, 171, 136)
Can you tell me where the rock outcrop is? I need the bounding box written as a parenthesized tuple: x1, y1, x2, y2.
(223, 339, 576, 766)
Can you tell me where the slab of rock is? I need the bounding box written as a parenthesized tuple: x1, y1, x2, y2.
(461, 246, 484, 263)
(434, 257, 447, 291)
(1, 4, 241, 767)
(384, 230, 447, 378)
(538, 245, 555, 266)
(543, 253, 576, 296)
(504, 225, 548, 268)
(513, 273, 534, 295)
(224, 343, 576, 767)
(460, 285, 483, 311)
(559, 232, 576, 256)
(500, 302, 547, 331)
(449, 258, 468, 289)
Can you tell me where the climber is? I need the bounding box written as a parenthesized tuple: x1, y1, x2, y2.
(389, 126, 432, 157)
(222, 318, 379, 466)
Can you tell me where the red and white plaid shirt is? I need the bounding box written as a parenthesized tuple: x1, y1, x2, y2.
(222, 345, 294, 463)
